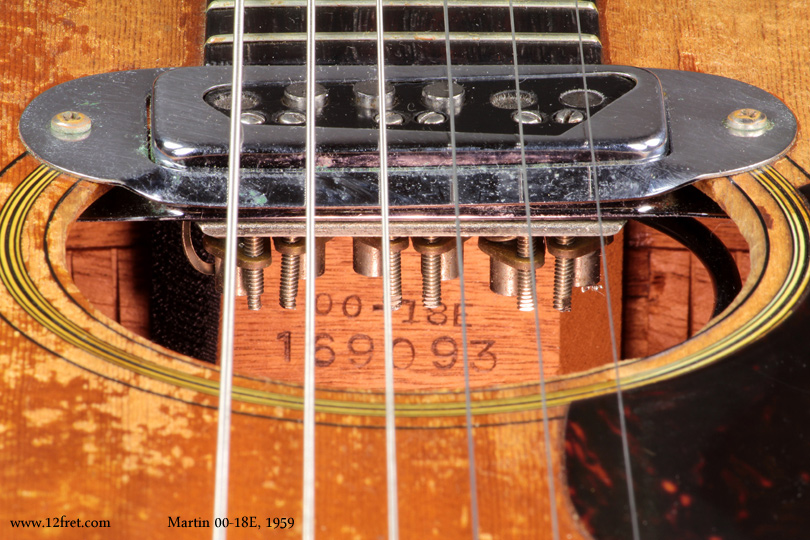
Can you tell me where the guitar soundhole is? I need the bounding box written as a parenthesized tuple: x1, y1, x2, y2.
(66, 216, 749, 392)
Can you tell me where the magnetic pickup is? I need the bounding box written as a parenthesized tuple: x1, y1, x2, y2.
(19, 65, 795, 212)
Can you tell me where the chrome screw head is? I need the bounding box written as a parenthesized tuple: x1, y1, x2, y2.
(50, 111, 91, 141)
(276, 110, 307, 125)
(240, 111, 266, 125)
(374, 111, 406, 126)
(552, 108, 585, 124)
(415, 110, 446, 125)
(512, 110, 545, 125)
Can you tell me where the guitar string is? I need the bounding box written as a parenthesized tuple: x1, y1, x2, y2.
(373, 0, 401, 538)
(212, 0, 246, 538)
(505, 1, 560, 539)
(213, 5, 640, 540)
(572, 2, 641, 539)
(439, 2, 480, 539)
(302, 0, 319, 533)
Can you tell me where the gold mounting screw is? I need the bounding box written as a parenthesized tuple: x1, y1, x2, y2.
(725, 108, 772, 137)
(50, 111, 92, 141)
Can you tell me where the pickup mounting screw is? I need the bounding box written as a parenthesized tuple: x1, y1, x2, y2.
(725, 108, 772, 137)
(50, 111, 91, 141)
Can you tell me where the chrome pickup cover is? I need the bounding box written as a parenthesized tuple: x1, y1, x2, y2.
(19, 65, 795, 213)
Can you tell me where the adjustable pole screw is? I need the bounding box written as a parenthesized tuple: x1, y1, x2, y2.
(516, 236, 540, 312)
(412, 237, 460, 309)
(274, 237, 328, 310)
(552, 236, 575, 312)
(352, 237, 408, 311)
(479, 236, 544, 302)
(390, 249, 403, 311)
(202, 234, 271, 309)
(241, 237, 265, 311)
(420, 237, 442, 309)
(277, 237, 302, 310)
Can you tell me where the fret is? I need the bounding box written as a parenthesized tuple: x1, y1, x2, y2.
(204, 0, 601, 65)
(205, 34, 600, 66)
(206, 31, 600, 43)
(207, 0, 597, 10)
(206, 7, 597, 35)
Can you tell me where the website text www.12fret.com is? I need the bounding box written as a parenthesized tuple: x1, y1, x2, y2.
(9, 515, 110, 528)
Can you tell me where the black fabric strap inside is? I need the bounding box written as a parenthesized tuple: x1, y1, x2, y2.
(150, 221, 220, 363)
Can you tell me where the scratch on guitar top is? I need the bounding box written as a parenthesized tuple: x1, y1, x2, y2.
(171, 445, 197, 469)
(751, 368, 810, 395)
(22, 407, 65, 428)
(72, 419, 98, 433)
